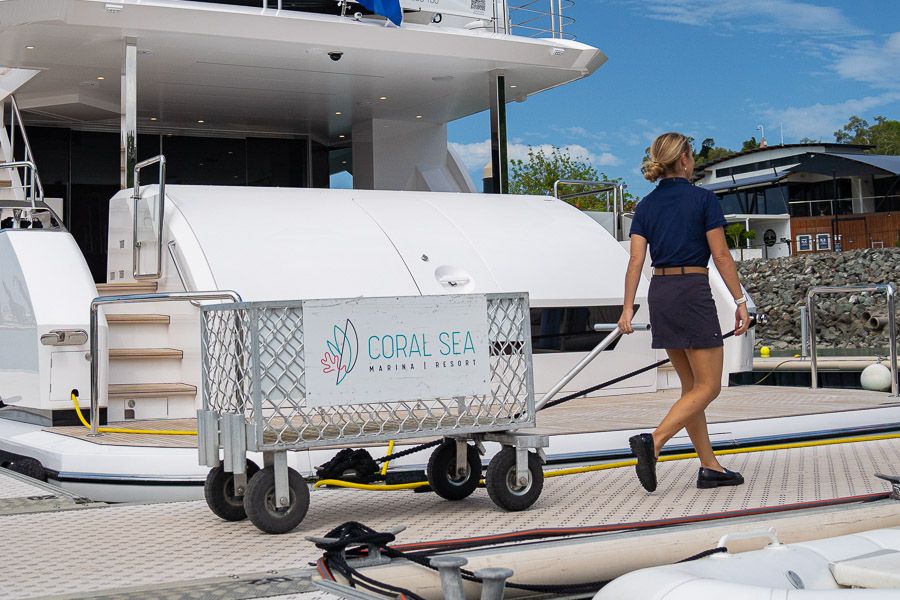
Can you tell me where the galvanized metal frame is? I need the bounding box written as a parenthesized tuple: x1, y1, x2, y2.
(200, 293, 536, 462)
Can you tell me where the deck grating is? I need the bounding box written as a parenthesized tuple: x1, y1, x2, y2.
(1, 437, 898, 599)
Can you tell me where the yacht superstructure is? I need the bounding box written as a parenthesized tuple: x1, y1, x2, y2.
(0, 0, 847, 503)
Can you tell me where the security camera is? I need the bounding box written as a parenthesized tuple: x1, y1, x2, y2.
(328, 51, 343, 62)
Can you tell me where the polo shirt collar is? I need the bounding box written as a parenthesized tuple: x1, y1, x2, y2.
(658, 177, 690, 186)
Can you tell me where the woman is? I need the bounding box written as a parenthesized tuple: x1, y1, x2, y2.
(618, 132, 750, 493)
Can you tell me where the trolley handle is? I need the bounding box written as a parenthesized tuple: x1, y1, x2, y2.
(593, 323, 651, 332)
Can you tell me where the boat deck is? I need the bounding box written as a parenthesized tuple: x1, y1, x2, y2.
(2, 435, 900, 599)
(49, 385, 900, 449)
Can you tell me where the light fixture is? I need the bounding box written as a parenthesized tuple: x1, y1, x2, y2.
(197, 119, 205, 124)
(335, 111, 342, 115)
(510, 84, 518, 88)
(379, 96, 388, 101)
(96, 76, 105, 80)
(25, 46, 35, 50)
(342, 160, 347, 165)
(149, 117, 157, 121)
(339, 135, 346, 139)
(416, 115, 423, 119)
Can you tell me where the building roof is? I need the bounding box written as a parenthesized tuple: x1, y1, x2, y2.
(697, 171, 790, 192)
(694, 143, 873, 172)
(789, 153, 900, 177)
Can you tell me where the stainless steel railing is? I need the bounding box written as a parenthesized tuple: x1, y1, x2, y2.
(1, 96, 45, 210)
(89, 290, 242, 435)
(554, 179, 626, 240)
(132, 155, 167, 280)
(807, 284, 897, 396)
(505, 0, 575, 39)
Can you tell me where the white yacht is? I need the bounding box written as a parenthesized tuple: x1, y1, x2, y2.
(0, 0, 891, 504)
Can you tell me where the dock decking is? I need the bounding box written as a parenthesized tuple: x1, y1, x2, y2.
(2, 435, 899, 599)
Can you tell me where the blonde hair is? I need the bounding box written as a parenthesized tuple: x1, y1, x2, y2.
(641, 132, 692, 182)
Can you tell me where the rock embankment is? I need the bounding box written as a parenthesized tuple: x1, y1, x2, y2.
(738, 249, 899, 350)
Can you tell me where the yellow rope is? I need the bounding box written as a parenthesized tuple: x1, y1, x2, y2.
(70, 392, 197, 436)
(313, 432, 900, 491)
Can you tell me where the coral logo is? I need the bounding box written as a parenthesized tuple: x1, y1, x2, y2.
(321, 319, 359, 386)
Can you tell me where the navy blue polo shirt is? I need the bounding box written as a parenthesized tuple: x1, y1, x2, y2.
(629, 177, 727, 268)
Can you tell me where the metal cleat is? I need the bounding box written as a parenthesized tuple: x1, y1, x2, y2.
(875, 473, 900, 500)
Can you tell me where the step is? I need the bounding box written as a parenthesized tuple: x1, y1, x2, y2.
(108, 383, 196, 399)
(96, 281, 159, 295)
(109, 348, 183, 360)
(106, 314, 171, 326)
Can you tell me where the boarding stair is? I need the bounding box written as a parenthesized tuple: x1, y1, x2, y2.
(96, 281, 199, 422)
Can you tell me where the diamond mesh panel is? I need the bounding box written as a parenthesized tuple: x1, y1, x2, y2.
(202, 294, 534, 451)
(201, 307, 252, 415)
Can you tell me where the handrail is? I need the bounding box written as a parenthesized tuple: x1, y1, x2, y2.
(0, 160, 39, 211)
(89, 290, 243, 435)
(807, 284, 897, 397)
(132, 155, 167, 280)
(3, 96, 45, 208)
(553, 179, 625, 239)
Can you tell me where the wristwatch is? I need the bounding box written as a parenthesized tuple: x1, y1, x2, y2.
(734, 295, 748, 306)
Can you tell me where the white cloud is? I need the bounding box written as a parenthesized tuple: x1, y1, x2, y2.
(633, 0, 865, 36)
(832, 32, 900, 89)
(448, 140, 622, 172)
(760, 92, 900, 141)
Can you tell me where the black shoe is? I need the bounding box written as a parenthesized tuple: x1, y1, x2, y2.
(697, 467, 745, 489)
(629, 433, 657, 492)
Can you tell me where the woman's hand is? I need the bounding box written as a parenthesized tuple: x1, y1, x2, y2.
(618, 307, 635, 335)
(734, 303, 750, 336)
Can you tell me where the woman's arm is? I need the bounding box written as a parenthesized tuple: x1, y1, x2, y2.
(618, 234, 648, 334)
(707, 227, 750, 336)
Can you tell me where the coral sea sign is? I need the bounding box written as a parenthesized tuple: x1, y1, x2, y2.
(304, 295, 491, 407)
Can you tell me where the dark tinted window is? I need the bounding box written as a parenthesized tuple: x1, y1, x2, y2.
(531, 305, 634, 353)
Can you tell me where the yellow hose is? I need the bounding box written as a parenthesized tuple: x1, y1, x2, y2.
(313, 431, 900, 491)
(70, 391, 197, 436)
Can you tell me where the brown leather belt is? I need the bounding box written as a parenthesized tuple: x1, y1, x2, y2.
(653, 266, 709, 276)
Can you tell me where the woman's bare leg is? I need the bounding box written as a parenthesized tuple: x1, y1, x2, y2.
(652, 347, 723, 467)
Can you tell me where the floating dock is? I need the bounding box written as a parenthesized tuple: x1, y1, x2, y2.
(3, 433, 900, 599)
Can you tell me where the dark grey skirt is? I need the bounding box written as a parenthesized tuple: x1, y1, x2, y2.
(648, 274, 723, 350)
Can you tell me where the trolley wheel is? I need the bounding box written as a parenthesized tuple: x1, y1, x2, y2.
(244, 465, 310, 534)
(426, 440, 481, 501)
(486, 447, 543, 512)
(204, 460, 260, 522)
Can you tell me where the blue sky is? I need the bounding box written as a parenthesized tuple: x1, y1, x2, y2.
(447, 0, 900, 197)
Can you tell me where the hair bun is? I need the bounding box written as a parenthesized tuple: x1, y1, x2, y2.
(642, 159, 665, 182)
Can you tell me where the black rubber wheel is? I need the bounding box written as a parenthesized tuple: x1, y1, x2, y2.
(486, 447, 543, 511)
(426, 440, 481, 501)
(204, 461, 260, 522)
(244, 465, 310, 534)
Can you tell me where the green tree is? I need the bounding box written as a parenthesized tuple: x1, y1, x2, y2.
(509, 146, 639, 210)
(741, 137, 760, 152)
(834, 115, 900, 154)
(724, 223, 755, 249)
(799, 137, 821, 144)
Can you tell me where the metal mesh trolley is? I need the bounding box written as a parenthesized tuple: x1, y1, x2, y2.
(198, 293, 548, 533)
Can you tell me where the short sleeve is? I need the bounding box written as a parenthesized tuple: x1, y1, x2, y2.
(704, 192, 727, 232)
(629, 203, 647, 238)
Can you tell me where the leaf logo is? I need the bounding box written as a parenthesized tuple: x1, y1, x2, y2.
(321, 319, 358, 386)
